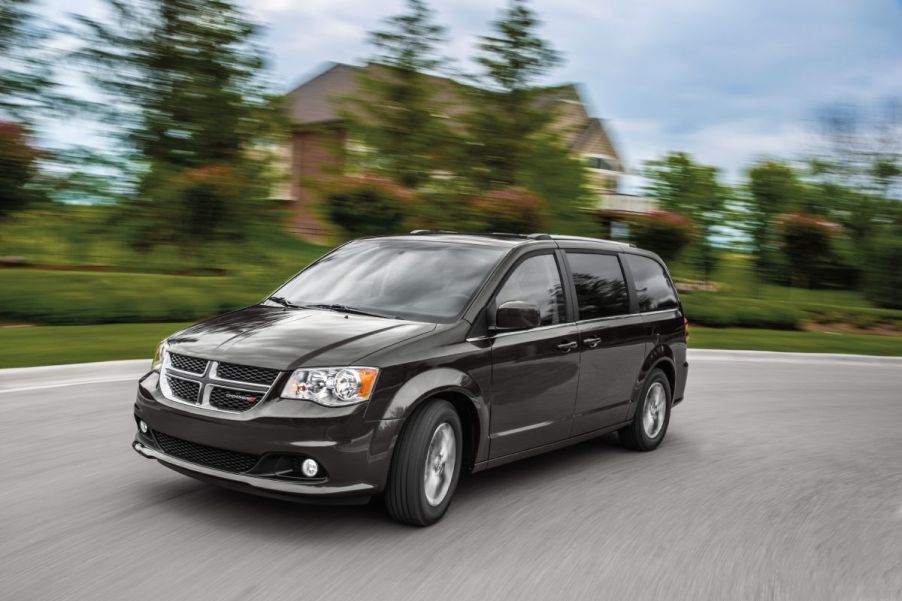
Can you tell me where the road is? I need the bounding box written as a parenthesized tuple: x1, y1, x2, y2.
(2, 351, 901, 601)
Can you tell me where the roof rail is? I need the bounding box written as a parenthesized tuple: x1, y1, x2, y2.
(409, 229, 458, 235)
(550, 234, 634, 247)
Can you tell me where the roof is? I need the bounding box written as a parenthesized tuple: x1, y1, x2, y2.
(285, 62, 622, 166)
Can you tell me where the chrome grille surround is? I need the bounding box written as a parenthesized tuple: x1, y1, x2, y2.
(159, 351, 280, 414)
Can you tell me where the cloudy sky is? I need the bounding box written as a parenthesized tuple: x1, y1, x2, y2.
(44, 0, 902, 187)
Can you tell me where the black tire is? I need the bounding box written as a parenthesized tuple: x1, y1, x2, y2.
(619, 369, 671, 452)
(385, 399, 463, 526)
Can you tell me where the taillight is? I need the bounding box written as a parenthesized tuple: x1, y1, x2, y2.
(683, 317, 689, 339)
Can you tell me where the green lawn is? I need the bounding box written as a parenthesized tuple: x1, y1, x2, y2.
(0, 322, 193, 368)
(2, 322, 900, 369)
(689, 327, 902, 356)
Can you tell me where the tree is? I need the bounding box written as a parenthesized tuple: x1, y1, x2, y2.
(77, 0, 282, 247)
(747, 161, 804, 280)
(346, 0, 453, 189)
(0, 0, 56, 124)
(777, 213, 838, 289)
(463, 0, 562, 190)
(865, 232, 902, 309)
(0, 120, 41, 217)
(812, 99, 901, 199)
(644, 152, 726, 281)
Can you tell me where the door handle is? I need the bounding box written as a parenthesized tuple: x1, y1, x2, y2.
(583, 336, 601, 348)
(556, 341, 578, 353)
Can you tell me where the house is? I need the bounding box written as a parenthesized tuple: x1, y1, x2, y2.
(282, 62, 655, 238)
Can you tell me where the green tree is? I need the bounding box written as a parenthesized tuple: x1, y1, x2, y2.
(746, 161, 804, 280)
(77, 0, 282, 247)
(644, 152, 726, 281)
(463, 0, 562, 190)
(0, 0, 56, 124)
(0, 120, 40, 217)
(778, 213, 836, 289)
(346, 0, 453, 189)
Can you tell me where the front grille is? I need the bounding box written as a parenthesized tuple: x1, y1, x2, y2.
(152, 430, 260, 473)
(166, 376, 200, 404)
(216, 362, 280, 386)
(209, 386, 264, 412)
(169, 352, 208, 375)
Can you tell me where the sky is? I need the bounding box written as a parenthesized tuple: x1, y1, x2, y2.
(41, 0, 902, 190)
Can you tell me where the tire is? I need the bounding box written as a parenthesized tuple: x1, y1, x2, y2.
(385, 399, 463, 526)
(619, 368, 671, 452)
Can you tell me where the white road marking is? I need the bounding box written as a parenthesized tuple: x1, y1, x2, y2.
(0, 376, 139, 394)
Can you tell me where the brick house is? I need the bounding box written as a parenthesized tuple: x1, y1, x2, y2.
(282, 62, 653, 238)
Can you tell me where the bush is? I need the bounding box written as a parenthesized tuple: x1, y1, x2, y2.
(865, 234, 902, 309)
(323, 175, 415, 237)
(466, 187, 547, 233)
(125, 163, 276, 251)
(602, 210, 694, 262)
(777, 213, 841, 288)
(681, 293, 801, 330)
(0, 121, 41, 218)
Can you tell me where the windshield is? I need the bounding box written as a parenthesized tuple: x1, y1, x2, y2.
(271, 239, 507, 322)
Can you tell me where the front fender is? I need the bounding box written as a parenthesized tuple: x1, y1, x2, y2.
(367, 367, 490, 465)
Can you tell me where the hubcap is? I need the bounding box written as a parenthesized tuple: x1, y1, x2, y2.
(424, 422, 456, 507)
(642, 382, 666, 439)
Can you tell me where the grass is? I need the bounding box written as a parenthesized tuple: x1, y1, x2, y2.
(689, 327, 902, 356)
(0, 322, 193, 368)
(2, 322, 900, 369)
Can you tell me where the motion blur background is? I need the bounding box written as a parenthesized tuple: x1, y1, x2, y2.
(1, 0, 900, 367)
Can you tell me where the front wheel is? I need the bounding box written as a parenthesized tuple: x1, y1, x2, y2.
(385, 400, 462, 526)
(619, 369, 671, 451)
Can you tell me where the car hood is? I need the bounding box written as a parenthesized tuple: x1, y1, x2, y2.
(166, 305, 436, 370)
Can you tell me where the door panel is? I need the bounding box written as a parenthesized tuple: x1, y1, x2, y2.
(487, 252, 579, 459)
(489, 324, 580, 458)
(572, 316, 647, 435)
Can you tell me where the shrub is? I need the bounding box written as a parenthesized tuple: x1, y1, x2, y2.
(0, 121, 41, 218)
(681, 293, 801, 330)
(323, 175, 415, 237)
(615, 210, 694, 263)
(777, 213, 840, 288)
(865, 234, 902, 309)
(467, 187, 547, 233)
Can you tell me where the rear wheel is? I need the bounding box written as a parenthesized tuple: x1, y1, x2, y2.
(385, 400, 462, 526)
(619, 369, 671, 451)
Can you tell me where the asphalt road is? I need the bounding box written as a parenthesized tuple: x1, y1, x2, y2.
(2, 350, 901, 601)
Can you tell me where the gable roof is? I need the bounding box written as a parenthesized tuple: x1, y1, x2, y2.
(285, 62, 622, 166)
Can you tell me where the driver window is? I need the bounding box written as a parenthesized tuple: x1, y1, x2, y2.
(495, 254, 565, 326)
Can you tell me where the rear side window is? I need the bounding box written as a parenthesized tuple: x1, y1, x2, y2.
(624, 254, 679, 312)
(565, 253, 629, 320)
(495, 254, 565, 326)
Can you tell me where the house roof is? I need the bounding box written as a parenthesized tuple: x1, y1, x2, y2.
(285, 62, 622, 166)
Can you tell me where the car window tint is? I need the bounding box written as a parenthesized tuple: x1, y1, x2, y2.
(495, 254, 565, 326)
(624, 254, 678, 312)
(565, 253, 629, 319)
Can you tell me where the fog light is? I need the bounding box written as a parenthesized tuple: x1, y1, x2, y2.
(301, 458, 319, 478)
(139, 420, 149, 434)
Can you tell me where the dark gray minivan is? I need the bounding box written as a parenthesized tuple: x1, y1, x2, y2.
(133, 232, 688, 525)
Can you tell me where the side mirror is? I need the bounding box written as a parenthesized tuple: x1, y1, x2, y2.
(494, 301, 541, 332)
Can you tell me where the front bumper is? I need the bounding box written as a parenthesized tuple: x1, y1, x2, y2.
(133, 371, 402, 500)
(132, 439, 374, 502)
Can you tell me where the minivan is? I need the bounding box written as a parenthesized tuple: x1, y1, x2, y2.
(133, 232, 688, 525)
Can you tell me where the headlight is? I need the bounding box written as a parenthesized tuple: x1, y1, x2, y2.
(281, 367, 379, 407)
(152, 341, 167, 371)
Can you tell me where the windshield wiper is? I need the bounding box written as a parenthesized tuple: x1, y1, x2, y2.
(303, 303, 396, 319)
(267, 295, 301, 308)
